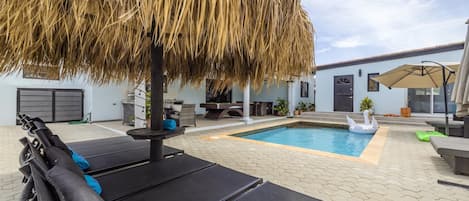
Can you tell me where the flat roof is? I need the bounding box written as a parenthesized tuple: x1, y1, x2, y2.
(316, 42, 464, 71)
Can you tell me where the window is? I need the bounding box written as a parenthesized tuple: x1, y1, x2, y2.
(300, 81, 309, 97)
(23, 64, 60, 80)
(367, 73, 379, 92)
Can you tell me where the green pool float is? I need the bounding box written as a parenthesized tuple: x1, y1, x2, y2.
(415, 131, 447, 142)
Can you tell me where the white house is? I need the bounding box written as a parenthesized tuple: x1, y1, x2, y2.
(315, 42, 464, 116)
(0, 71, 129, 125)
(0, 67, 314, 126)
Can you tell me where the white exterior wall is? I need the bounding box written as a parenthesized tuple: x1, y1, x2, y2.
(291, 74, 315, 106)
(315, 50, 463, 114)
(0, 72, 128, 125)
(89, 82, 128, 122)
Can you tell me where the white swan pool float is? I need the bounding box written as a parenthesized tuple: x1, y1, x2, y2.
(346, 110, 378, 134)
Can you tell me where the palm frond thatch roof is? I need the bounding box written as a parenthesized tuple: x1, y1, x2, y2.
(0, 0, 314, 88)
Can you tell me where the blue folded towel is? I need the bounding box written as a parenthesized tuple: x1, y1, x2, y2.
(84, 175, 102, 195)
(163, 119, 177, 130)
(68, 148, 90, 170)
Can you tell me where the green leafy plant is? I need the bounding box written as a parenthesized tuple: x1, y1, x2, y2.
(297, 101, 307, 112)
(360, 97, 374, 112)
(308, 103, 315, 112)
(146, 91, 151, 119)
(273, 98, 289, 116)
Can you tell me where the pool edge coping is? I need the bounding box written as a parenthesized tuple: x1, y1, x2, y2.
(201, 119, 389, 165)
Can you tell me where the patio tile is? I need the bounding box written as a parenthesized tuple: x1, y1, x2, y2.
(1, 118, 469, 201)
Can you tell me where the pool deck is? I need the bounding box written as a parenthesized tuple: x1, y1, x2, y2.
(1, 118, 469, 201)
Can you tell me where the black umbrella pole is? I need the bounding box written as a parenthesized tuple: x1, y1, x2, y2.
(442, 66, 450, 135)
(150, 43, 164, 161)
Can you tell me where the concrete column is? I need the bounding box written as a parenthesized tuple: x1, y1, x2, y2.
(243, 79, 253, 124)
(287, 80, 294, 117)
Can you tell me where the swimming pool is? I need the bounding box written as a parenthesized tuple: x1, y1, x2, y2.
(236, 126, 373, 157)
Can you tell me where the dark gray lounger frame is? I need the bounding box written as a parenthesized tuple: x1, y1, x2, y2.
(430, 136, 469, 175)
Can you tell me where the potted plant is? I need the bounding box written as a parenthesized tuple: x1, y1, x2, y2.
(294, 106, 302, 116)
(146, 91, 151, 128)
(308, 103, 315, 112)
(298, 101, 307, 112)
(273, 98, 289, 116)
(360, 96, 374, 115)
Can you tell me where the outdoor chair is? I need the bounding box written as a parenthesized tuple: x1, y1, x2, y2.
(166, 104, 197, 127)
(18, 115, 321, 201)
(20, 138, 320, 201)
(425, 120, 466, 137)
(18, 114, 183, 174)
(430, 136, 469, 175)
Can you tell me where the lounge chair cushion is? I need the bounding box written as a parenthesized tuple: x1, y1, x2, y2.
(430, 136, 469, 157)
(46, 166, 103, 201)
(97, 154, 214, 201)
(45, 147, 84, 177)
(120, 165, 261, 201)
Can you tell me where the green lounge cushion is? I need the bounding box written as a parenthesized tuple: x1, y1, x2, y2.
(416, 131, 447, 142)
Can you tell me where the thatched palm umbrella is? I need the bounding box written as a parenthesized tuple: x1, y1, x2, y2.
(0, 0, 315, 161)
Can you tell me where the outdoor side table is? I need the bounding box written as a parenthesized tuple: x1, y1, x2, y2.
(127, 127, 185, 162)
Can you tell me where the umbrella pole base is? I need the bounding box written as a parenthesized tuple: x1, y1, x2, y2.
(465, 116, 469, 138)
(438, 179, 469, 190)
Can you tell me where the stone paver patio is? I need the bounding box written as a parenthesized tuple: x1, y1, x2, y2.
(1, 119, 468, 201)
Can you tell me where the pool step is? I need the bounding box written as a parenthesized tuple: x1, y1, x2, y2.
(300, 112, 442, 126)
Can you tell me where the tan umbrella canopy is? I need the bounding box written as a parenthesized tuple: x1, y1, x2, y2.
(0, 0, 315, 87)
(372, 62, 459, 88)
(451, 19, 469, 117)
(373, 61, 459, 134)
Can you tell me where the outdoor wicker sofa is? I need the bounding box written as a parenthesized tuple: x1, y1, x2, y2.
(18, 114, 183, 174)
(18, 115, 320, 201)
(430, 136, 469, 175)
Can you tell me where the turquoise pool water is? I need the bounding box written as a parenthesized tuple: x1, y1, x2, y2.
(239, 127, 373, 157)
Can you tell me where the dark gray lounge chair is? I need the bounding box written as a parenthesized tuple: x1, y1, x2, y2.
(430, 136, 469, 175)
(19, 115, 321, 201)
(22, 140, 262, 201)
(425, 120, 465, 137)
(18, 115, 183, 174)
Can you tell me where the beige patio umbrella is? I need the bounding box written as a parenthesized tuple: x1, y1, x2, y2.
(0, 0, 315, 161)
(373, 61, 460, 134)
(372, 62, 459, 89)
(451, 19, 469, 117)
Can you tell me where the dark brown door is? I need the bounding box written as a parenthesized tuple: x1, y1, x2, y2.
(334, 75, 353, 112)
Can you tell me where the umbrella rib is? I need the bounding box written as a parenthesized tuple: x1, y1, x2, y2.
(423, 67, 439, 88)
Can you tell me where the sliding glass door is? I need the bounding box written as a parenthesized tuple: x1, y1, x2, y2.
(407, 84, 456, 115)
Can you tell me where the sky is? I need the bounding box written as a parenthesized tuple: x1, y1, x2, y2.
(301, 0, 469, 65)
